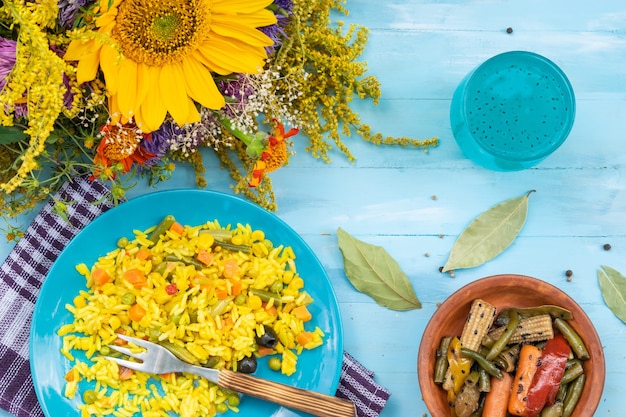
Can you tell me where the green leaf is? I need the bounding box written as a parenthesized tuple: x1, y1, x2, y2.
(0, 125, 28, 144)
(442, 190, 535, 272)
(598, 265, 626, 324)
(336, 227, 421, 311)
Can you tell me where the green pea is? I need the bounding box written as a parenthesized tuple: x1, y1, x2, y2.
(148, 328, 162, 340)
(227, 393, 240, 407)
(99, 345, 111, 355)
(82, 389, 98, 404)
(268, 357, 282, 371)
(216, 402, 229, 413)
(121, 292, 136, 305)
(117, 237, 129, 248)
(234, 294, 247, 306)
(270, 280, 283, 294)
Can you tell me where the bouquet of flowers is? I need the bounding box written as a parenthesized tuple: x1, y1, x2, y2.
(0, 0, 438, 238)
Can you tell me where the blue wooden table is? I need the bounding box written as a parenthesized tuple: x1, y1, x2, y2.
(2, 0, 625, 415)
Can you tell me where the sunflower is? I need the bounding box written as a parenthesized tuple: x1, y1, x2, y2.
(64, 0, 277, 132)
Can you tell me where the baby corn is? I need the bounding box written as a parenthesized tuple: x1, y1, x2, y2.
(460, 299, 497, 351)
(442, 299, 496, 392)
(486, 313, 554, 344)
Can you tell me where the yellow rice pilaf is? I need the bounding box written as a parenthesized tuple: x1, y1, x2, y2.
(58, 217, 325, 417)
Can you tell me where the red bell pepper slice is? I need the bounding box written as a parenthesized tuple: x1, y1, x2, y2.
(525, 333, 572, 417)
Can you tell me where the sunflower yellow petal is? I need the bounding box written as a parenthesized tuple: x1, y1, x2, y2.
(181, 58, 225, 110)
(211, 0, 273, 14)
(99, 45, 120, 95)
(213, 8, 277, 28)
(64, 39, 97, 61)
(75, 50, 101, 83)
(199, 39, 266, 73)
(159, 64, 189, 127)
(192, 50, 232, 75)
(210, 20, 275, 47)
(116, 58, 138, 119)
(135, 63, 151, 111)
(95, 10, 117, 28)
(98, 0, 123, 14)
(139, 69, 167, 132)
(108, 94, 122, 125)
(132, 112, 147, 132)
(185, 98, 201, 125)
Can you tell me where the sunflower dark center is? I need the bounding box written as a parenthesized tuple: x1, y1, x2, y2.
(112, 0, 209, 66)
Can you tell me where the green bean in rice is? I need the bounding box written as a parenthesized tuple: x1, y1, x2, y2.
(58, 217, 325, 417)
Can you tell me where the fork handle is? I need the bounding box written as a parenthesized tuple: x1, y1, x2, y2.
(217, 369, 357, 417)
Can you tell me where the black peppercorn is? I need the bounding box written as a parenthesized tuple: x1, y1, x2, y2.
(603, 243, 612, 251)
(506, 27, 513, 34)
(565, 270, 573, 277)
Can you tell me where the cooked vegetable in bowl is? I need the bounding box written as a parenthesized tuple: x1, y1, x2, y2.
(417, 274, 605, 417)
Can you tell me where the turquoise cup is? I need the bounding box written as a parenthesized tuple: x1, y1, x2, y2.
(450, 51, 575, 171)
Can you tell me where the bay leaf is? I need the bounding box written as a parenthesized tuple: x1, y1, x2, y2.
(337, 227, 421, 311)
(442, 190, 534, 272)
(598, 265, 626, 324)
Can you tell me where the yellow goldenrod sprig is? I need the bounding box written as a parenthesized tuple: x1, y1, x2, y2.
(0, 0, 66, 194)
(273, 0, 439, 163)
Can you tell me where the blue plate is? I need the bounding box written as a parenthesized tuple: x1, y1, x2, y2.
(30, 189, 343, 417)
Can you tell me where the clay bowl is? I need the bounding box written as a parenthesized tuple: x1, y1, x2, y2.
(417, 274, 604, 417)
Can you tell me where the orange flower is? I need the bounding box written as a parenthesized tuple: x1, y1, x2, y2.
(249, 122, 298, 187)
(91, 122, 155, 179)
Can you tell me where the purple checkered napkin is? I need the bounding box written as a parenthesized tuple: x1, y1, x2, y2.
(336, 352, 391, 416)
(0, 177, 390, 417)
(0, 177, 115, 417)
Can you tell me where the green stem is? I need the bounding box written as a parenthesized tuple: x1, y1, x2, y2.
(218, 116, 252, 146)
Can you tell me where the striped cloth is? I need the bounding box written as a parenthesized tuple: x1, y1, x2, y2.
(0, 177, 390, 417)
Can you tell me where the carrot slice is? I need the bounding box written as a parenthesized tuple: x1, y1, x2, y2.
(264, 303, 278, 317)
(196, 249, 214, 266)
(296, 331, 314, 347)
(136, 247, 152, 261)
(215, 287, 229, 300)
(92, 268, 111, 286)
(223, 258, 239, 279)
(123, 268, 147, 288)
(169, 221, 185, 235)
(118, 365, 134, 380)
(292, 305, 312, 322)
(509, 344, 542, 416)
(230, 278, 242, 296)
(484, 371, 513, 417)
(257, 346, 275, 357)
(128, 303, 146, 322)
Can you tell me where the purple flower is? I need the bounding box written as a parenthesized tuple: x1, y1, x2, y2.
(58, 0, 91, 28)
(218, 74, 256, 118)
(260, 0, 294, 54)
(0, 37, 17, 91)
(144, 122, 174, 159)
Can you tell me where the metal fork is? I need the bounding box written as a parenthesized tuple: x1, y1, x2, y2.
(105, 334, 356, 417)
